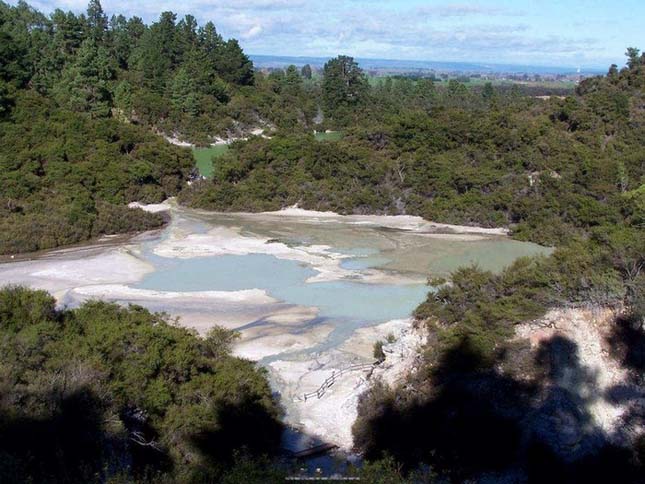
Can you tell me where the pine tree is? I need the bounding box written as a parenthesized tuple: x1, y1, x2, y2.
(183, 48, 228, 102)
(284, 65, 302, 96)
(156, 11, 180, 67)
(482, 82, 495, 101)
(51, 9, 86, 57)
(113, 79, 133, 112)
(322, 55, 367, 119)
(109, 14, 131, 68)
(199, 22, 224, 56)
(301, 64, 312, 80)
(626, 47, 641, 69)
(217, 39, 254, 86)
(0, 80, 11, 116)
(87, 0, 108, 40)
(169, 67, 199, 115)
(414, 78, 435, 103)
(176, 14, 198, 58)
(0, 31, 29, 87)
(55, 37, 114, 117)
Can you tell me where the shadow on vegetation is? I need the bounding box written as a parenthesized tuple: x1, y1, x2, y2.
(0, 287, 288, 483)
(354, 333, 644, 482)
(0, 386, 285, 483)
(0, 388, 115, 483)
(190, 395, 283, 466)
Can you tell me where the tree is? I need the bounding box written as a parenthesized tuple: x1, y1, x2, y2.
(128, 13, 177, 92)
(481, 82, 497, 108)
(626, 47, 641, 69)
(373, 340, 386, 362)
(183, 47, 228, 101)
(0, 80, 11, 116)
(169, 67, 199, 115)
(51, 9, 86, 57)
(0, 30, 30, 87)
(322, 55, 368, 120)
(55, 37, 114, 117)
(199, 21, 224, 56)
(446, 79, 469, 107)
(284, 64, 302, 96)
(109, 14, 132, 68)
(216, 39, 254, 85)
(301, 63, 312, 79)
(176, 14, 198, 60)
(113, 79, 133, 113)
(86, 0, 107, 41)
(415, 77, 435, 103)
(482, 82, 494, 100)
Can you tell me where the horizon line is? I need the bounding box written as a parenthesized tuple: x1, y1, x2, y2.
(248, 53, 611, 73)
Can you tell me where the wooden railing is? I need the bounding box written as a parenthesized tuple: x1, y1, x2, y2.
(295, 362, 377, 402)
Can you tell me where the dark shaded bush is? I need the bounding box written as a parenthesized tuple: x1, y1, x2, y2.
(354, 335, 644, 482)
(92, 202, 165, 236)
(0, 286, 283, 483)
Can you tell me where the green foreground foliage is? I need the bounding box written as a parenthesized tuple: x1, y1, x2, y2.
(0, 286, 283, 483)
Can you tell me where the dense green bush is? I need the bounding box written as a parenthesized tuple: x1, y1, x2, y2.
(0, 91, 193, 254)
(0, 286, 283, 483)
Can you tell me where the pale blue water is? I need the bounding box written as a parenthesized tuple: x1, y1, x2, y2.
(136, 253, 429, 324)
(135, 252, 430, 360)
(134, 214, 552, 364)
(138, 253, 317, 293)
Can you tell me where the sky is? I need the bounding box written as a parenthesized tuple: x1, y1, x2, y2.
(17, 0, 645, 68)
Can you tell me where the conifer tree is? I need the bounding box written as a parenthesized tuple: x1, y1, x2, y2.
(301, 64, 312, 80)
(322, 55, 367, 119)
(217, 39, 254, 86)
(170, 67, 198, 115)
(86, 0, 107, 41)
(55, 37, 114, 117)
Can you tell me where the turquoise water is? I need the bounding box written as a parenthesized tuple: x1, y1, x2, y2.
(134, 214, 551, 361)
(136, 253, 429, 323)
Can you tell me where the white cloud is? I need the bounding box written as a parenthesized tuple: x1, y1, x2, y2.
(415, 4, 507, 17)
(241, 24, 263, 39)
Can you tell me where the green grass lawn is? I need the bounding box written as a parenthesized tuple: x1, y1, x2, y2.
(192, 145, 229, 178)
(314, 131, 343, 142)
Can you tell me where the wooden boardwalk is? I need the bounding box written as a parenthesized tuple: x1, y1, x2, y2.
(294, 362, 377, 402)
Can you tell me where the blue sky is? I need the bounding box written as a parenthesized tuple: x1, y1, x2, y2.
(17, 1, 645, 68)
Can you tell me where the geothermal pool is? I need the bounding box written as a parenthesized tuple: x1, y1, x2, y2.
(0, 202, 551, 450)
